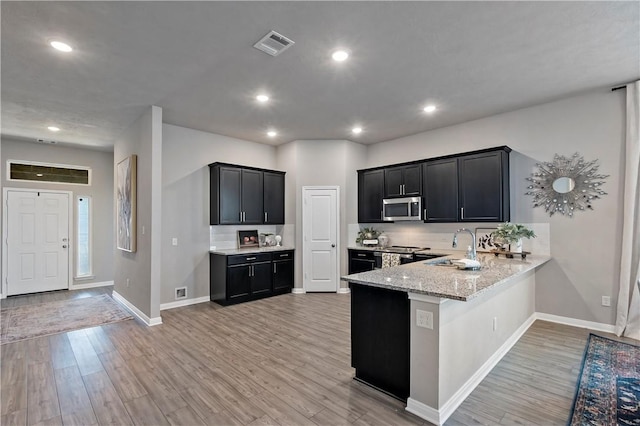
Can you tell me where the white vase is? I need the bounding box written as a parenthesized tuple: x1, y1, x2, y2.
(511, 238, 523, 253)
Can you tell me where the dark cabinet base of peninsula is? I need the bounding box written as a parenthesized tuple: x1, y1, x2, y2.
(210, 250, 294, 305)
(350, 283, 410, 401)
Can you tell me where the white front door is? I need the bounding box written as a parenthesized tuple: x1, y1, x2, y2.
(303, 187, 339, 292)
(6, 190, 70, 296)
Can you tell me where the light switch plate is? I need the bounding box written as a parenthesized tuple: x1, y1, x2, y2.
(172, 238, 178, 246)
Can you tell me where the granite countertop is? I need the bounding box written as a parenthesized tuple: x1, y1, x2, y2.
(210, 246, 295, 255)
(341, 253, 551, 301)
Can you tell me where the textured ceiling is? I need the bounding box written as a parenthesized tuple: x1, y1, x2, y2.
(1, 1, 638, 150)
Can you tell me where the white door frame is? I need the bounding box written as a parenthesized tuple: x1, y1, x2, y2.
(302, 185, 340, 293)
(2, 187, 74, 299)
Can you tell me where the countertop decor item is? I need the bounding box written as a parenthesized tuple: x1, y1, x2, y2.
(492, 222, 536, 254)
(525, 153, 608, 217)
(237, 230, 259, 248)
(356, 227, 380, 246)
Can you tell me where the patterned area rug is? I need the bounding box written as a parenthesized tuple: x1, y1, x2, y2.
(1, 294, 133, 344)
(569, 333, 640, 426)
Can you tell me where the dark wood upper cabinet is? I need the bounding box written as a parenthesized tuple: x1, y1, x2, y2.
(422, 158, 459, 222)
(240, 169, 263, 224)
(358, 169, 385, 223)
(358, 146, 510, 224)
(215, 166, 242, 224)
(458, 150, 510, 222)
(384, 164, 421, 197)
(263, 171, 285, 224)
(210, 163, 285, 225)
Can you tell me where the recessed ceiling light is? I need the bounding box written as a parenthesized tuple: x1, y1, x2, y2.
(256, 94, 269, 103)
(47, 126, 60, 132)
(352, 127, 363, 134)
(423, 105, 437, 113)
(267, 130, 277, 137)
(332, 50, 349, 62)
(50, 40, 73, 52)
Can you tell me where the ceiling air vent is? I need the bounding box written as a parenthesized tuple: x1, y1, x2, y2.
(253, 31, 294, 57)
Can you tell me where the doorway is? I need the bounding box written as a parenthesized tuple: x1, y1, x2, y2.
(3, 189, 72, 297)
(302, 186, 340, 292)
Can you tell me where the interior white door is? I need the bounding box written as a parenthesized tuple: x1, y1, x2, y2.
(7, 190, 70, 296)
(303, 187, 339, 292)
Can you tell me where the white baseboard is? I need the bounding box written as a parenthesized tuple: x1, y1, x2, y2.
(112, 291, 163, 327)
(535, 312, 616, 333)
(407, 312, 537, 425)
(406, 398, 442, 426)
(160, 296, 210, 311)
(337, 287, 351, 294)
(72, 280, 114, 290)
(292, 288, 306, 294)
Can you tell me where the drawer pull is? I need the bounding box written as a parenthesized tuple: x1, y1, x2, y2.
(357, 253, 366, 257)
(279, 254, 289, 257)
(246, 257, 256, 261)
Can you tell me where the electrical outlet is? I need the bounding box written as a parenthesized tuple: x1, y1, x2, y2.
(493, 317, 498, 331)
(602, 296, 611, 307)
(126, 278, 130, 288)
(416, 309, 433, 329)
(172, 237, 178, 246)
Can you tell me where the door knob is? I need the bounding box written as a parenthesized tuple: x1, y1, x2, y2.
(331, 244, 336, 248)
(62, 245, 68, 248)
(62, 238, 68, 242)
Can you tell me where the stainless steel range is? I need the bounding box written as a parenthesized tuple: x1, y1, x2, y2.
(372, 246, 430, 268)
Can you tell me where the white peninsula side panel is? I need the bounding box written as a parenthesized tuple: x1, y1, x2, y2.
(407, 269, 536, 425)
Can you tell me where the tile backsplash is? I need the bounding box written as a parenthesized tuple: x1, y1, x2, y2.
(349, 222, 550, 255)
(210, 224, 295, 250)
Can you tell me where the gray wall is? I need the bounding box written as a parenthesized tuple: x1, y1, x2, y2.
(277, 139, 366, 289)
(366, 89, 625, 325)
(1, 138, 114, 287)
(161, 123, 277, 304)
(113, 106, 163, 320)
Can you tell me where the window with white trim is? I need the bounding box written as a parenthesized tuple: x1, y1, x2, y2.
(76, 196, 92, 278)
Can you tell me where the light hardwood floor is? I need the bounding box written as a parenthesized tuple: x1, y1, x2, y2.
(0, 288, 630, 425)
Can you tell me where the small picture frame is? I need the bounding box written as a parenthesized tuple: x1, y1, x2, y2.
(238, 230, 259, 248)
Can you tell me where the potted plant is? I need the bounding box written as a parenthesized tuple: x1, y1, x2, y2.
(492, 222, 536, 253)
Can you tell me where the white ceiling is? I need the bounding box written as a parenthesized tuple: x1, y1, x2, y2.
(2, 1, 638, 150)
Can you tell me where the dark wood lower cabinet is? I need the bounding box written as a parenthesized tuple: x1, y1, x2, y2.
(210, 250, 294, 305)
(350, 283, 410, 401)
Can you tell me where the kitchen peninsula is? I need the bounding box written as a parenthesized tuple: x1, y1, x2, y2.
(341, 252, 551, 425)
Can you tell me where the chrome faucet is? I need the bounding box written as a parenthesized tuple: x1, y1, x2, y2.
(452, 228, 477, 260)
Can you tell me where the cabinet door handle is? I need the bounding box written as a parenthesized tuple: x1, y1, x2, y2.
(461, 207, 464, 220)
(243, 212, 246, 222)
(424, 209, 427, 220)
(240, 212, 243, 222)
(273, 263, 277, 274)
(264, 212, 268, 222)
(402, 184, 406, 195)
(381, 210, 383, 220)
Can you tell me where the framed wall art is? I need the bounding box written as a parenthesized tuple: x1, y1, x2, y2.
(117, 154, 137, 252)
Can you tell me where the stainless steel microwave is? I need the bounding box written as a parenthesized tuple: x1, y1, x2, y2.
(383, 197, 422, 221)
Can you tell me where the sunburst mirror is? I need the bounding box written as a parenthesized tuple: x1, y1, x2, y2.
(525, 153, 608, 217)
